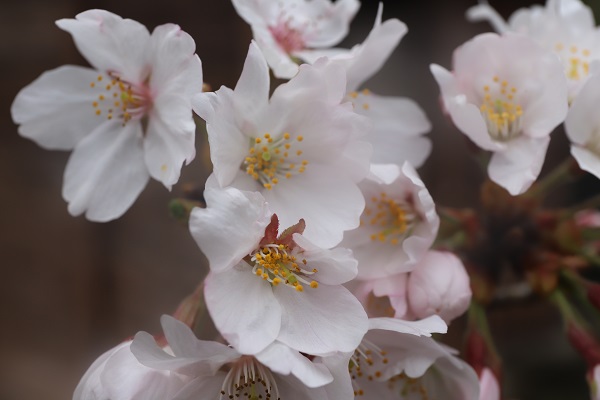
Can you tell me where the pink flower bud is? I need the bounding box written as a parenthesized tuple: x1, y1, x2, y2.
(407, 250, 472, 323)
(479, 368, 500, 400)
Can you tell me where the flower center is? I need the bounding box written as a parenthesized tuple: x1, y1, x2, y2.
(555, 43, 591, 81)
(89, 72, 152, 125)
(389, 373, 430, 400)
(250, 243, 318, 292)
(350, 339, 389, 397)
(348, 88, 373, 111)
(269, 20, 305, 53)
(244, 132, 308, 190)
(363, 192, 415, 245)
(220, 356, 280, 400)
(479, 76, 523, 141)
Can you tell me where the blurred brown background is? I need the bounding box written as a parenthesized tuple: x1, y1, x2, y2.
(0, 0, 597, 398)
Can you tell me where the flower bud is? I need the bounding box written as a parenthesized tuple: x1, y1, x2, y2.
(479, 368, 500, 400)
(407, 250, 472, 323)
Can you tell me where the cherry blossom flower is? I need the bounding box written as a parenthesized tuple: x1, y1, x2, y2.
(407, 250, 472, 324)
(189, 184, 368, 357)
(193, 42, 371, 248)
(76, 315, 344, 399)
(11, 10, 202, 221)
(431, 32, 568, 195)
(467, 0, 600, 99)
(302, 4, 432, 167)
(231, 0, 360, 79)
(341, 163, 439, 281)
(565, 73, 600, 179)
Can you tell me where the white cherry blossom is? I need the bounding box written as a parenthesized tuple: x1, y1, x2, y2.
(565, 73, 600, 179)
(189, 185, 368, 357)
(193, 42, 371, 248)
(341, 163, 439, 280)
(231, 0, 360, 79)
(467, 0, 600, 99)
(431, 32, 568, 195)
(11, 10, 202, 221)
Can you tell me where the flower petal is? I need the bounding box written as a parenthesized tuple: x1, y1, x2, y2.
(62, 121, 150, 221)
(571, 145, 600, 179)
(189, 184, 272, 272)
(275, 283, 368, 355)
(368, 315, 448, 336)
(56, 10, 150, 82)
(234, 41, 271, 122)
(205, 268, 282, 355)
(303, 0, 360, 48)
(11, 65, 104, 150)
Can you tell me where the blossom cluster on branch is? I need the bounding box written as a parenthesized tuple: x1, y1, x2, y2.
(12, 0, 600, 399)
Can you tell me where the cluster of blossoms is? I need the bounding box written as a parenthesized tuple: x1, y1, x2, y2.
(15, 0, 600, 399)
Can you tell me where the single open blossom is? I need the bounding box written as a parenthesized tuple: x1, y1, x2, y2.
(431, 32, 568, 195)
(565, 73, 600, 179)
(467, 0, 600, 99)
(193, 42, 371, 248)
(231, 0, 360, 79)
(76, 315, 342, 399)
(11, 10, 202, 221)
(302, 4, 432, 167)
(190, 184, 368, 357)
(341, 163, 439, 280)
(407, 250, 472, 324)
(323, 316, 480, 399)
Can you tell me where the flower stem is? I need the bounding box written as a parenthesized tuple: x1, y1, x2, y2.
(526, 157, 576, 199)
(562, 193, 600, 220)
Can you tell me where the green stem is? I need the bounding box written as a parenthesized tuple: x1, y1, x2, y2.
(560, 269, 600, 331)
(526, 158, 575, 199)
(468, 302, 501, 364)
(562, 193, 600, 220)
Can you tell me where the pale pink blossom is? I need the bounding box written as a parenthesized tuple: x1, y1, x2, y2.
(467, 0, 600, 99)
(193, 42, 371, 248)
(189, 185, 368, 357)
(341, 163, 439, 280)
(231, 0, 360, 79)
(479, 368, 500, 400)
(11, 10, 202, 221)
(407, 250, 472, 324)
(431, 32, 568, 195)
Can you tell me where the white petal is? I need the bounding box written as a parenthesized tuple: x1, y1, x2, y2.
(234, 42, 271, 122)
(488, 136, 550, 195)
(148, 24, 203, 98)
(171, 374, 228, 400)
(479, 368, 500, 400)
(565, 74, 600, 146)
(466, 4, 510, 33)
(252, 25, 299, 80)
(571, 145, 600, 179)
(11, 65, 104, 150)
(368, 315, 448, 336)
(303, 0, 360, 48)
(62, 121, 150, 221)
(292, 233, 358, 285)
(205, 268, 282, 355)
(319, 352, 355, 399)
(56, 10, 150, 82)
(73, 342, 129, 400)
(275, 284, 368, 355)
(189, 185, 271, 272)
(144, 94, 196, 189)
(255, 342, 333, 388)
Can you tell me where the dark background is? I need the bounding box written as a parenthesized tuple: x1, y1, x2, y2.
(0, 0, 596, 398)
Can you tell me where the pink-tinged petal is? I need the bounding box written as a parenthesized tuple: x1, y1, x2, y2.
(264, 168, 365, 249)
(293, 48, 350, 65)
(189, 185, 271, 272)
(253, 25, 300, 79)
(370, 274, 409, 317)
(303, 0, 360, 48)
(420, 356, 480, 400)
(171, 374, 228, 400)
(11, 65, 104, 150)
(369, 315, 448, 336)
(148, 24, 203, 97)
(345, 4, 407, 90)
(566, 74, 600, 146)
(205, 268, 282, 355)
(479, 368, 500, 400)
(275, 284, 368, 355)
(102, 344, 186, 399)
(352, 94, 431, 167)
(571, 145, 600, 179)
(73, 341, 130, 400)
(143, 94, 196, 189)
(255, 342, 333, 388)
(56, 10, 150, 82)
(234, 42, 271, 121)
(62, 121, 150, 222)
(488, 136, 550, 195)
(292, 233, 358, 285)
